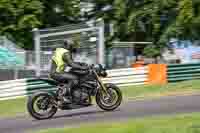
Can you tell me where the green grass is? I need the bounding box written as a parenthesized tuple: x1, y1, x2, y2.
(35, 112, 200, 133)
(1, 80, 200, 118)
(0, 98, 27, 118)
(122, 80, 200, 98)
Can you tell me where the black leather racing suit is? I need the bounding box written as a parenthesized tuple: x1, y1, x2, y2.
(50, 51, 88, 98)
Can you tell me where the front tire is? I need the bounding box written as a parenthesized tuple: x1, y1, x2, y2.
(96, 83, 122, 111)
(27, 92, 58, 120)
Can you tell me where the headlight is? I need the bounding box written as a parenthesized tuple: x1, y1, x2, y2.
(95, 64, 106, 70)
(94, 64, 107, 77)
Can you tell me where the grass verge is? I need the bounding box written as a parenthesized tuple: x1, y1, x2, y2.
(35, 112, 200, 133)
(1, 80, 200, 118)
(0, 98, 27, 118)
(122, 79, 200, 99)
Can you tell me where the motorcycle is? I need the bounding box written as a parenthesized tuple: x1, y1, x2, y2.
(27, 64, 122, 120)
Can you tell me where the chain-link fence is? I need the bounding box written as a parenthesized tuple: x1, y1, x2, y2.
(106, 42, 154, 69)
(33, 21, 105, 76)
(0, 29, 159, 80)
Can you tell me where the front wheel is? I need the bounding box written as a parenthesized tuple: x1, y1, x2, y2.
(96, 83, 122, 111)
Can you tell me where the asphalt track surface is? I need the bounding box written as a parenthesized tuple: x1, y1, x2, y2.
(1, 94, 200, 133)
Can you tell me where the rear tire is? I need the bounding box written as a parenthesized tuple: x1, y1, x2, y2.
(96, 83, 122, 111)
(27, 92, 57, 120)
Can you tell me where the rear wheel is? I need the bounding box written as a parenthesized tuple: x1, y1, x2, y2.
(96, 83, 122, 111)
(27, 92, 57, 120)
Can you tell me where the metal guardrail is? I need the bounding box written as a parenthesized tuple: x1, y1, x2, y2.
(0, 78, 57, 101)
(0, 67, 148, 101)
(105, 67, 148, 86)
(167, 63, 200, 82)
(4, 63, 200, 101)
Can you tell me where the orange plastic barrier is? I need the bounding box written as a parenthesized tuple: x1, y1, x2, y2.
(132, 60, 145, 68)
(148, 64, 167, 85)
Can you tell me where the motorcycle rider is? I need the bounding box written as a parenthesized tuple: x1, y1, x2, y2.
(50, 39, 89, 103)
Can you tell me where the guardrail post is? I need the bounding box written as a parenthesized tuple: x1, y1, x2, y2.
(33, 28, 41, 77)
(98, 20, 105, 65)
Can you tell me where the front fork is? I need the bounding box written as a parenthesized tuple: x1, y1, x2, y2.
(94, 71, 109, 97)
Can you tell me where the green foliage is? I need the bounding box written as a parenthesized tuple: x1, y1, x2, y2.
(1, 0, 200, 50)
(93, 0, 200, 52)
(143, 45, 161, 58)
(41, 0, 81, 27)
(0, 0, 81, 49)
(0, 0, 44, 49)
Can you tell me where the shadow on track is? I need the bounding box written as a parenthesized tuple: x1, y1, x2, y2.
(53, 108, 121, 119)
(53, 110, 106, 119)
(31, 108, 121, 121)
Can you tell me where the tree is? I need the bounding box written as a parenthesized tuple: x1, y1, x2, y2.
(143, 45, 160, 58)
(1, 0, 200, 51)
(92, 0, 200, 53)
(0, 0, 44, 49)
(0, 0, 82, 49)
(40, 0, 81, 27)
